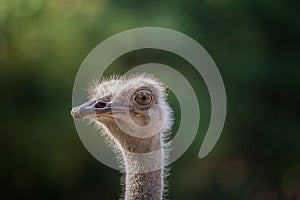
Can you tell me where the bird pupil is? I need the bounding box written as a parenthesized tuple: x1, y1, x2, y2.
(133, 89, 153, 107)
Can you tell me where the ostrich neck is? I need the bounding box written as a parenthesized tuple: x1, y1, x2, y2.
(125, 169, 162, 200)
(103, 123, 164, 200)
(123, 148, 163, 200)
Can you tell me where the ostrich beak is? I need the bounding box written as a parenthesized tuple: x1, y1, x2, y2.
(71, 99, 112, 119)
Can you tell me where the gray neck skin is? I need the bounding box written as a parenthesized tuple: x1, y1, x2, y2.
(104, 122, 164, 200)
(124, 170, 162, 200)
(122, 135, 163, 200)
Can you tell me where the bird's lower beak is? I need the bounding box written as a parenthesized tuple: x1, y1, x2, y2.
(71, 99, 112, 119)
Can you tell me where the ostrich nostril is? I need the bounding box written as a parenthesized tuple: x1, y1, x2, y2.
(95, 101, 107, 108)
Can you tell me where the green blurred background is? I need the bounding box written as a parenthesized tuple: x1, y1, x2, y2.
(1, 0, 300, 199)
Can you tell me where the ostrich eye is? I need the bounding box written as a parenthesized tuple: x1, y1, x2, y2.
(133, 89, 154, 107)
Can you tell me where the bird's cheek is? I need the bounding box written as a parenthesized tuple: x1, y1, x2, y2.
(130, 113, 151, 127)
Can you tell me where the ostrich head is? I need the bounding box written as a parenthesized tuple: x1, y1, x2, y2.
(71, 74, 174, 200)
(71, 74, 173, 153)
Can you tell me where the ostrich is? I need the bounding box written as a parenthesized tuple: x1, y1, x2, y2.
(71, 74, 174, 200)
